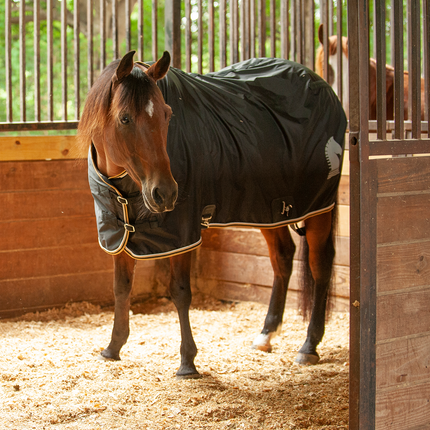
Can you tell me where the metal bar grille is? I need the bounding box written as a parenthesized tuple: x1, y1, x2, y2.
(1, 0, 428, 134)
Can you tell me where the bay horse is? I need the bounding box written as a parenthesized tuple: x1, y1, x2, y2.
(316, 24, 425, 120)
(78, 50, 347, 379)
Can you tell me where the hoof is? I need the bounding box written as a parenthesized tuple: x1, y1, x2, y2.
(99, 349, 120, 361)
(295, 352, 320, 366)
(176, 372, 202, 380)
(176, 364, 201, 380)
(251, 333, 272, 353)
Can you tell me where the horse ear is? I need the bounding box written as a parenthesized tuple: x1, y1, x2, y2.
(146, 51, 171, 82)
(318, 24, 324, 45)
(112, 50, 136, 88)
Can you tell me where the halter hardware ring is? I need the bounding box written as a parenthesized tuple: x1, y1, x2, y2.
(124, 223, 135, 233)
(117, 196, 128, 205)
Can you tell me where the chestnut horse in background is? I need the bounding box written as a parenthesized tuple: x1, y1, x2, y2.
(316, 24, 425, 120)
(78, 51, 346, 379)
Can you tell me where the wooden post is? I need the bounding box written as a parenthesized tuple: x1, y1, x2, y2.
(165, 0, 181, 68)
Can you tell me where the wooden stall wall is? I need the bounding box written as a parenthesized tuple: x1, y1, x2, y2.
(375, 155, 430, 429)
(0, 137, 156, 318)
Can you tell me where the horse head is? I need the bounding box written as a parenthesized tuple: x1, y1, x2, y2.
(79, 51, 178, 213)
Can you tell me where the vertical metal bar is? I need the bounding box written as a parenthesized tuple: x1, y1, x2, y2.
(61, 0, 67, 121)
(185, 0, 191, 72)
(125, 0, 131, 53)
(138, 0, 144, 60)
(270, 0, 276, 57)
(407, 3, 412, 124)
(250, 0, 256, 58)
(47, 0, 54, 121)
(34, 0, 41, 122)
(165, 0, 181, 68)
(390, 0, 395, 66)
(209, 0, 215, 72)
(328, 0, 333, 35)
(19, 0, 26, 122)
(231, 0, 239, 64)
(74, 0, 81, 120)
(152, 0, 158, 61)
(393, 0, 404, 139)
(280, 0, 289, 60)
(425, 0, 430, 135)
(87, 0, 94, 90)
(198, 0, 203, 74)
(220, 0, 226, 68)
(5, 0, 12, 122)
(112, 0, 118, 58)
(336, 0, 342, 104)
(258, 0, 266, 58)
(305, 0, 315, 69)
(290, 0, 296, 61)
(202, 0, 207, 73)
(100, 0, 106, 70)
(375, 0, 386, 140)
(409, 0, 421, 138)
(321, 0, 330, 83)
(297, 0, 303, 64)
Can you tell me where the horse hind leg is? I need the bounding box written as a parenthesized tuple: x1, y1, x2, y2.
(100, 252, 136, 361)
(295, 210, 335, 365)
(252, 226, 295, 353)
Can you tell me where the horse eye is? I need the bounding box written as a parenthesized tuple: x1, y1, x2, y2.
(120, 115, 130, 124)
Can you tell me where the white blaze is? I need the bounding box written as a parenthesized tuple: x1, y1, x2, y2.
(146, 99, 154, 118)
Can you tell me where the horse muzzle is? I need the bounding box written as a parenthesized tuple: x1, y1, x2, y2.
(142, 181, 178, 213)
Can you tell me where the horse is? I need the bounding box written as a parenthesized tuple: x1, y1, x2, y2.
(77, 50, 347, 379)
(316, 24, 426, 121)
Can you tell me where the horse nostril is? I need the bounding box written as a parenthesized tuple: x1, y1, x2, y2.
(152, 187, 164, 206)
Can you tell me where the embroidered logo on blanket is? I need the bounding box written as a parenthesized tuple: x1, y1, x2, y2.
(325, 136, 343, 179)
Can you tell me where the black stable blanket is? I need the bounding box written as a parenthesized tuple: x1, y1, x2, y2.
(88, 57, 347, 259)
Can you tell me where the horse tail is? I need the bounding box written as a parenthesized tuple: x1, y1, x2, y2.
(298, 204, 338, 321)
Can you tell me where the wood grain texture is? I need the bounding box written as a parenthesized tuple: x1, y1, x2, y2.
(377, 156, 430, 194)
(0, 217, 98, 251)
(377, 193, 430, 244)
(376, 333, 430, 389)
(375, 381, 430, 429)
(0, 271, 113, 318)
(0, 243, 112, 281)
(377, 240, 430, 293)
(0, 159, 88, 191)
(0, 136, 86, 161)
(1, 189, 95, 221)
(376, 287, 430, 342)
(196, 249, 350, 298)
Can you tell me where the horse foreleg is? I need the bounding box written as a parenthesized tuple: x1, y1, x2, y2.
(252, 226, 295, 352)
(296, 211, 335, 365)
(169, 252, 200, 379)
(100, 252, 136, 361)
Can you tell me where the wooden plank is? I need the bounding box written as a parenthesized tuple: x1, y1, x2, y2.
(0, 271, 113, 318)
(377, 193, 430, 244)
(201, 228, 350, 267)
(376, 333, 430, 389)
(338, 174, 350, 205)
(0, 160, 89, 191)
(0, 136, 86, 161)
(377, 156, 430, 194)
(0, 217, 98, 251)
(375, 382, 430, 429)
(194, 279, 350, 312)
(377, 240, 430, 293)
(0, 243, 111, 281)
(0, 190, 95, 221)
(196, 249, 350, 298)
(376, 287, 430, 342)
